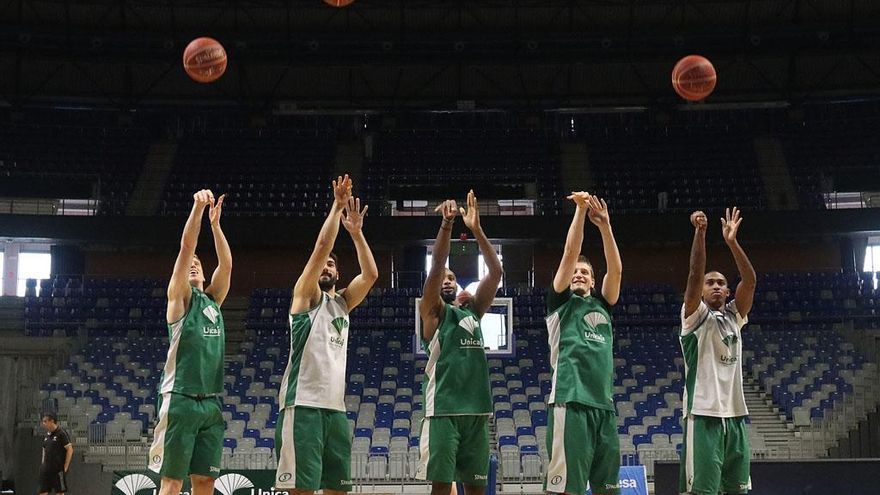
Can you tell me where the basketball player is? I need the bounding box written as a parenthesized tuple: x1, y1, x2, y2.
(679, 208, 756, 495)
(275, 175, 378, 495)
(149, 189, 231, 495)
(545, 192, 623, 495)
(416, 190, 503, 495)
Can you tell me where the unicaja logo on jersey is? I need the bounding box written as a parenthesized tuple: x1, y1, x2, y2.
(458, 315, 480, 335)
(721, 333, 738, 348)
(114, 474, 156, 495)
(329, 316, 348, 348)
(202, 305, 220, 323)
(330, 316, 349, 334)
(582, 312, 609, 343)
(460, 336, 484, 348)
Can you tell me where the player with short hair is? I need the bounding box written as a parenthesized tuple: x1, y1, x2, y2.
(275, 175, 378, 495)
(149, 189, 231, 495)
(679, 207, 756, 495)
(416, 190, 503, 495)
(545, 192, 623, 495)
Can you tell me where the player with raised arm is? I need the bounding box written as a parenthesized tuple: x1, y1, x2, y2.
(149, 189, 231, 495)
(416, 190, 503, 495)
(679, 207, 756, 495)
(275, 175, 378, 495)
(544, 192, 623, 495)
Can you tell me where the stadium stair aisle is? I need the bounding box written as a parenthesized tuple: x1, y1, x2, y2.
(742, 378, 794, 454)
(222, 296, 250, 351)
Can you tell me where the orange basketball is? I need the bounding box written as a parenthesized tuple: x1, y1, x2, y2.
(183, 37, 227, 83)
(671, 55, 716, 102)
(323, 0, 355, 7)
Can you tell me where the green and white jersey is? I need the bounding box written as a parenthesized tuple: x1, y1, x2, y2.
(545, 288, 615, 412)
(279, 292, 350, 412)
(160, 286, 225, 396)
(679, 300, 749, 418)
(421, 304, 492, 417)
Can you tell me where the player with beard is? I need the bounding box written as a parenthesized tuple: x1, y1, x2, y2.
(416, 190, 503, 495)
(545, 192, 622, 495)
(275, 175, 378, 495)
(679, 208, 756, 495)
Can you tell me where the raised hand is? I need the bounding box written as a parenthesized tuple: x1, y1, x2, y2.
(193, 189, 215, 209)
(459, 189, 481, 232)
(586, 195, 610, 228)
(341, 197, 368, 233)
(690, 210, 708, 231)
(332, 174, 353, 206)
(566, 191, 592, 209)
(721, 206, 743, 244)
(434, 199, 459, 222)
(208, 194, 226, 226)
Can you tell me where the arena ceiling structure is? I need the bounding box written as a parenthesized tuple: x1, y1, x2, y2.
(1, 0, 879, 110)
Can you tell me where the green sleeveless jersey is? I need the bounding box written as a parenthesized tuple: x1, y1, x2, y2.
(545, 287, 615, 411)
(159, 286, 225, 396)
(421, 304, 492, 417)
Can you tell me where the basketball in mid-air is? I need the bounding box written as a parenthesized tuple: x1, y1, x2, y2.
(671, 55, 717, 101)
(183, 37, 227, 83)
(323, 0, 356, 7)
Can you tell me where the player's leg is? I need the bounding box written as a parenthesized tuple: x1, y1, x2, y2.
(189, 397, 225, 495)
(429, 482, 454, 495)
(190, 475, 215, 495)
(158, 478, 184, 495)
(150, 393, 198, 495)
(320, 409, 354, 494)
(275, 406, 324, 495)
(720, 417, 751, 494)
(454, 415, 490, 495)
(545, 404, 590, 495)
(415, 417, 459, 491)
(587, 408, 621, 495)
(680, 415, 723, 495)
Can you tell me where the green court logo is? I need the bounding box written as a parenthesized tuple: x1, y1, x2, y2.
(330, 316, 349, 334)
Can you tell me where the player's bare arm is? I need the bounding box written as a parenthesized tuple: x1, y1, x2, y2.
(553, 192, 591, 294)
(683, 210, 708, 319)
(420, 200, 457, 341)
(167, 189, 213, 323)
(722, 207, 756, 318)
(461, 189, 503, 318)
(586, 195, 622, 306)
(339, 196, 378, 311)
(205, 194, 232, 306)
(291, 175, 351, 314)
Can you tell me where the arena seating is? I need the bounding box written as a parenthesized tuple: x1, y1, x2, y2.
(587, 127, 766, 213)
(364, 129, 564, 215)
(0, 120, 151, 215)
(161, 128, 337, 217)
(31, 272, 879, 478)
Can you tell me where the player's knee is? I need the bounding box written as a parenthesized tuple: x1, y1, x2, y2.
(463, 484, 486, 495)
(430, 481, 453, 495)
(159, 477, 184, 495)
(189, 474, 215, 492)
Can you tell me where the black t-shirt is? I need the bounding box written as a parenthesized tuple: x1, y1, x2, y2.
(42, 427, 71, 470)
